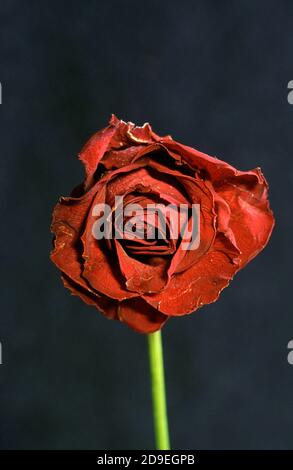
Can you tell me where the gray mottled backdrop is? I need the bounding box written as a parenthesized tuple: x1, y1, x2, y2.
(0, 0, 292, 449)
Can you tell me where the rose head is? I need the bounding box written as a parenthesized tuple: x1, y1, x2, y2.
(51, 115, 274, 333)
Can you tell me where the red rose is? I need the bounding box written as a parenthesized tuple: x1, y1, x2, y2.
(50, 115, 274, 333)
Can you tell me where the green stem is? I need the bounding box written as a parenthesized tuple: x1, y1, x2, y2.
(147, 330, 171, 450)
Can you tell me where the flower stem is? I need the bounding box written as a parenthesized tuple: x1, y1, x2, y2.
(147, 330, 171, 450)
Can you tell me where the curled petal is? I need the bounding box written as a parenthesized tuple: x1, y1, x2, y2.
(168, 176, 216, 275)
(79, 115, 158, 191)
(114, 239, 169, 294)
(51, 187, 98, 291)
(106, 165, 188, 208)
(126, 122, 157, 144)
(162, 138, 266, 185)
(211, 189, 239, 249)
(101, 146, 146, 170)
(79, 124, 118, 190)
(62, 274, 118, 320)
(217, 168, 274, 267)
(81, 185, 138, 300)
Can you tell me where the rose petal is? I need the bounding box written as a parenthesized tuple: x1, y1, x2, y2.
(114, 239, 169, 294)
(162, 139, 265, 184)
(79, 124, 118, 191)
(51, 186, 98, 292)
(217, 169, 274, 267)
(79, 116, 157, 191)
(81, 185, 138, 300)
(106, 166, 188, 208)
(126, 122, 157, 144)
(118, 298, 168, 333)
(167, 176, 216, 275)
(62, 274, 118, 320)
(143, 234, 240, 316)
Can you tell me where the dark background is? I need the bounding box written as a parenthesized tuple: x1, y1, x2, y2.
(0, 0, 292, 450)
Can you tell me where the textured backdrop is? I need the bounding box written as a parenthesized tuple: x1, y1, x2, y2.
(0, 0, 292, 449)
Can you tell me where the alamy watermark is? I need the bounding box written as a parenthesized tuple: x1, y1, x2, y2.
(287, 340, 293, 365)
(287, 80, 293, 104)
(0, 341, 3, 365)
(91, 197, 200, 251)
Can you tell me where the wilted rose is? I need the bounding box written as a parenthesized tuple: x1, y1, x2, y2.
(51, 115, 274, 333)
